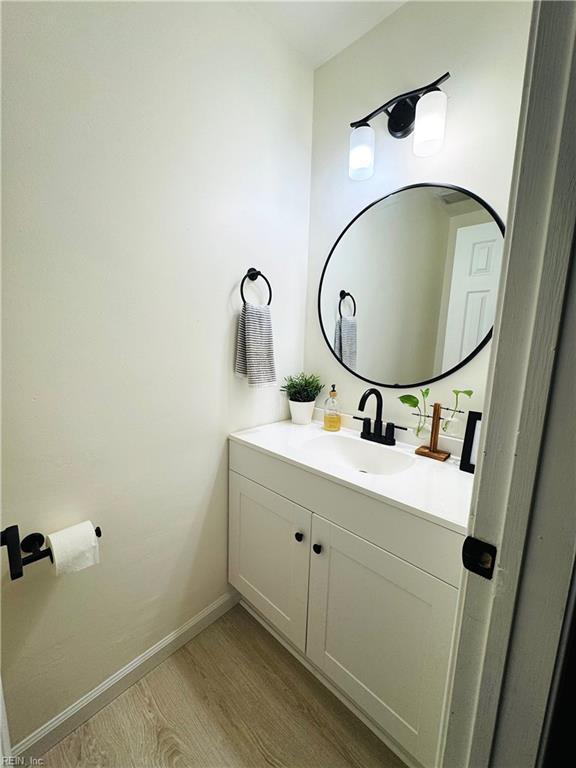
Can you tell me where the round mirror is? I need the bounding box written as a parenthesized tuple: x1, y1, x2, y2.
(318, 184, 504, 387)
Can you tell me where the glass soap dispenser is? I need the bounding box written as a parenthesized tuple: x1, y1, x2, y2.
(323, 385, 341, 432)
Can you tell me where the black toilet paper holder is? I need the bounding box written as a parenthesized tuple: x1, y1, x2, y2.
(0, 524, 102, 581)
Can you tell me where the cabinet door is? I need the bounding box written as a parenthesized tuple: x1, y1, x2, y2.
(229, 472, 311, 651)
(307, 515, 458, 768)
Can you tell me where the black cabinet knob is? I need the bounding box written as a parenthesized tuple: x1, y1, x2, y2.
(313, 543, 323, 555)
(294, 532, 304, 542)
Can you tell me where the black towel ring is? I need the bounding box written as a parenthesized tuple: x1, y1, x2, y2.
(338, 290, 356, 318)
(240, 268, 272, 306)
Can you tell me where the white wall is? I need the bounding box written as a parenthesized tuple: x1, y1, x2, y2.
(305, 1, 532, 433)
(1, 2, 312, 743)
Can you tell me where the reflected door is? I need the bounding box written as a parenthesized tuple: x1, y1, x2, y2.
(442, 222, 503, 371)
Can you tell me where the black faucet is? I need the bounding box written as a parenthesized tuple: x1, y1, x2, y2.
(355, 388, 384, 442)
(355, 388, 407, 446)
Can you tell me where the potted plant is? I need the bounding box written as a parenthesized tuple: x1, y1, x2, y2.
(281, 373, 324, 425)
(442, 389, 473, 434)
(398, 388, 431, 444)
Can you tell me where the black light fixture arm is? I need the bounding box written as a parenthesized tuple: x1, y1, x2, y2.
(350, 72, 450, 129)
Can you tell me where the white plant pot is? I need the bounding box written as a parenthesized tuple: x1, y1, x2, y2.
(289, 400, 315, 425)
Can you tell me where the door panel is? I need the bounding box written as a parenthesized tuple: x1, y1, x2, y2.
(229, 472, 311, 651)
(307, 515, 458, 768)
(442, 221, 503, 370)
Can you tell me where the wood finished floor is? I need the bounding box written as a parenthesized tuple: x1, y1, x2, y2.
(42, 605, 405, 768)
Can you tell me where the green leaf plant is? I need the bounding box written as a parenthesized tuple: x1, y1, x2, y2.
(398, 387, 430, 437)
(399, 387, 473, 436)
(442, 389, 473, 432)
(280, 373, 324, 403)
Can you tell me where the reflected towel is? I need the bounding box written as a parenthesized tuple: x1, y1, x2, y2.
(334, 316, 357, 370)
(234, 302, 277, 387)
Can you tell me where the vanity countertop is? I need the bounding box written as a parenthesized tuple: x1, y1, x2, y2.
(229, 420, 473, 535)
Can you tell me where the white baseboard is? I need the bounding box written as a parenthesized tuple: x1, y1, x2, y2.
(14, 591, 239, 758)
(240, 599, 423, 768)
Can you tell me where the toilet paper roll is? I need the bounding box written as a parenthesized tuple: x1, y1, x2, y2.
(47, 521, 100, 575)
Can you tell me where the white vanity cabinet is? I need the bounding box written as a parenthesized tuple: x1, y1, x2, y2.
(228, 433, 466, 768)
(307, 514, 458, 768)
(228, 473, 312, 652)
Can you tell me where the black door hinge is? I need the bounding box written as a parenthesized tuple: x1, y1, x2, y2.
(462, 536, 497, 580)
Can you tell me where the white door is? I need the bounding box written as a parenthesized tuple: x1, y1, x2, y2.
(229, 472, 312, 651)
(444, 3, 576, 766)
(442, 221, 503, 371)
(307, 515, 458, 768)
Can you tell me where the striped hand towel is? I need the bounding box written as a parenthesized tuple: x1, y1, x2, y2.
(235, 302, 277, 387)
(334, 316, 357, 371)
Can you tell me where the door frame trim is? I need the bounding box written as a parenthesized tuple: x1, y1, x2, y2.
(444, 2, 576, 766)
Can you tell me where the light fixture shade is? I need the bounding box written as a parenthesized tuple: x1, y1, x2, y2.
(349, 125, 375, 180)
(413, 90, 447, 157)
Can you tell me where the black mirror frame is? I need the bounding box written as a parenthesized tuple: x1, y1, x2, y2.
(317, 182, 505, 389)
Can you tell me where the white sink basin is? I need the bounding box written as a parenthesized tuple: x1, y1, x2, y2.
(230, 422, 474, 533)
(301, 433, 415, 476)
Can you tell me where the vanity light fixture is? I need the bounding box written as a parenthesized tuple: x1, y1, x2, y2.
(348, 72, 450, 179)
(413, 89, 448, 157)
(349, 124, 376, 181)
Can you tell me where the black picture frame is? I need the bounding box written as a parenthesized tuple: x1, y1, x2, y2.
(460, 410, 482, 474)
(317, 183, 505, 389)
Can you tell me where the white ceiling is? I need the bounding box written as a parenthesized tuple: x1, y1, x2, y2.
(246, 2, 404, 68)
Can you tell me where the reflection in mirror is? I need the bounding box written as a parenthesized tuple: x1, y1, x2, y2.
(319, 185, 504, 387)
